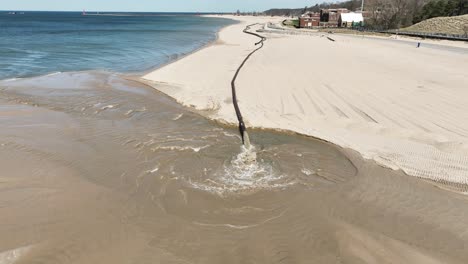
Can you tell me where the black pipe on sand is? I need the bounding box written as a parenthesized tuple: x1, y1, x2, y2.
(231, 23, 266, 147)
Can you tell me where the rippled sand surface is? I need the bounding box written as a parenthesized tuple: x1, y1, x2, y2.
(1, 72, 468, 263)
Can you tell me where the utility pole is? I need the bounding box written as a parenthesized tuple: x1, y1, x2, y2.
(361, 0, 365, 12)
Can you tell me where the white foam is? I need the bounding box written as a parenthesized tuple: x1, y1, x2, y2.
(151, 145, 210, 153)
(172, 113, 184, 121)
(101, 105, 116, 110)
(189, 145, 292, 195)
(0, 245, 32, 264)
(43, 71, 62, 77)
(149, 167, 159, 173)
(301, 168, 315, 176)
(1, 78, 21, 83)
(222, 132, 240, 139)
(125, 107, 146, 116)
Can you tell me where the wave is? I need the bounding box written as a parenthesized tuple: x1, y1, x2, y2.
(1, 77, 22, 82)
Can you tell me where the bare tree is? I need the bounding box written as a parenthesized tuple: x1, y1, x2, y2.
(366, 0, 428, 29)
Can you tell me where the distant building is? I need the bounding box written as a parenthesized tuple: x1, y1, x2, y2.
(298, 8, 364, 28)
(319, 8, 349, 27)
(299, 12, 320, 28)
(338, 12, 364, 28)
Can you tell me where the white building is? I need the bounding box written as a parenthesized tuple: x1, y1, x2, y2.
(338, 12, 364, 28)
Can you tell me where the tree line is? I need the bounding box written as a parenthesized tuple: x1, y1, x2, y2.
(365, 0, 467, 29)
(413, 0, 468, 23)
(263, 0, 468, 29)
(263, 1, 363, 17)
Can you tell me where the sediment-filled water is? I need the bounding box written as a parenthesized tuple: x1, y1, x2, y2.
(1, 72, 468, 263)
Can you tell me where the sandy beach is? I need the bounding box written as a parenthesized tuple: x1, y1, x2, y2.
(143, 15, 468, 189)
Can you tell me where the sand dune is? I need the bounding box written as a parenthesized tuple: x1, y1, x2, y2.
(143, 15, 468, 189)
(403, 14, 468, 35)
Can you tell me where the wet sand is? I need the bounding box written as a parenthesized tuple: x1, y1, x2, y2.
(1, 72, 468, 263)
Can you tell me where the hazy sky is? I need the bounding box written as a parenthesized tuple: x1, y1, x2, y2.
(2, 0, 323, 12)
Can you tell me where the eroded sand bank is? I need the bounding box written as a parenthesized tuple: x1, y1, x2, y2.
(143, 15, 468, 189)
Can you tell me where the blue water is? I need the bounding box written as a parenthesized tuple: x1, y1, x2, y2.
(0, 12, 234, 80)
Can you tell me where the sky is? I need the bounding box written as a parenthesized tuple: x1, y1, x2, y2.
(1, 0, 323, 12)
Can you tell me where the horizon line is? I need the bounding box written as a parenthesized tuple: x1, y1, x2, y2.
(1, 10, 235, 13)
(0, 9, 269, 13)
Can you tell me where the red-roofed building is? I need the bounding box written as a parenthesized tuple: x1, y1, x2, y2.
(299, 12, 320, 28)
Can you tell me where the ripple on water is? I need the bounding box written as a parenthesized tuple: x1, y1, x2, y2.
(0, 71, 365, 263)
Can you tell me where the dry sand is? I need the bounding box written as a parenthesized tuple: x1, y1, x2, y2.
(143, 15, 468, 190)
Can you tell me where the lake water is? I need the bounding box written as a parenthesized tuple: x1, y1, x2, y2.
(0, 12, 233, 80)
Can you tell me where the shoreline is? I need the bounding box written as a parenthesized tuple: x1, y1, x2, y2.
(135, 16, 239, 78)
(141, 15, 468, 188)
